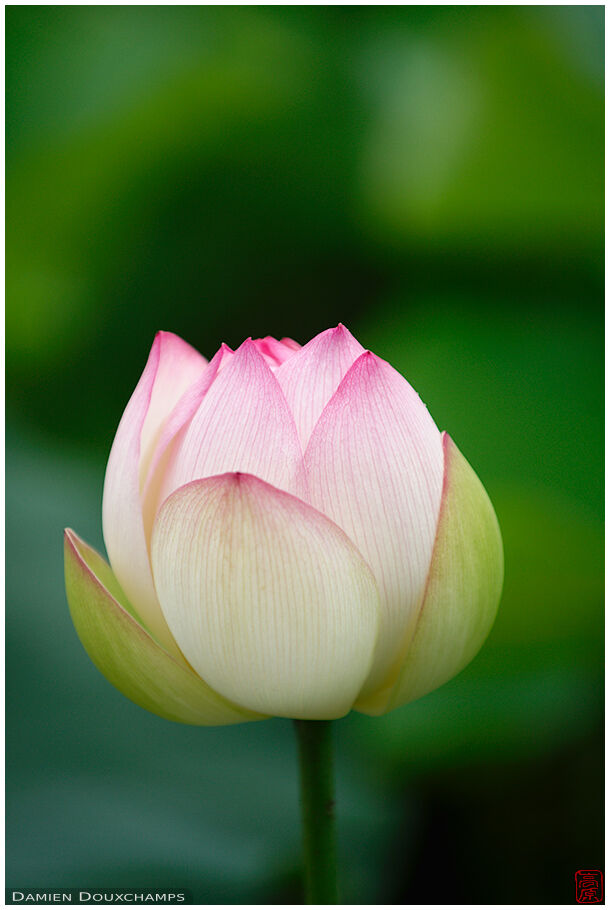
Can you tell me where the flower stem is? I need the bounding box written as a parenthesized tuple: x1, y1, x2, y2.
(293, 719, 339, 904)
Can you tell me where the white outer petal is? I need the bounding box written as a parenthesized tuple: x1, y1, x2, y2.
(151, 473, 380, 719)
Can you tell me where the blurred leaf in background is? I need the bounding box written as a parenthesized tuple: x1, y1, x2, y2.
(6, 5, 603, 905)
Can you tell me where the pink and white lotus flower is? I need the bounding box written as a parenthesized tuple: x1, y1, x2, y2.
(64, 326, 503, 723)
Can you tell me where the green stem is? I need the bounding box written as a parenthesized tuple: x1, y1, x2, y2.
(293, 719, 339, 904)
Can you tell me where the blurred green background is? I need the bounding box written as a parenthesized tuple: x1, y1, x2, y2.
(6, 6, 603, 904)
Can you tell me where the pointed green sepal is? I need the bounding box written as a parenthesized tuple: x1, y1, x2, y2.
(357, 434, 503, 715)
(64, 529, 263, 725)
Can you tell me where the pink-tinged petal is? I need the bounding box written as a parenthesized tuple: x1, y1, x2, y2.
(304, 350, 444, 699)
(151, 474, 380, 719)
(102, 332, 206, 656)
(275, 324, 365, 449)
(65, 529, 261, 725)
(280, 336, 301, 351)
(138, 333, 208, 485)
(213, 342, 235, 373)
(356, 435, 503, 715)
(252, 336, 299, 369)
(141, 343, 233, 543)
(159, 339, 306, 505)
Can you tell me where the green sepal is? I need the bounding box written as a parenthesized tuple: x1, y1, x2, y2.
(64, 529, 263, 726)
(357, 434, 503, 715)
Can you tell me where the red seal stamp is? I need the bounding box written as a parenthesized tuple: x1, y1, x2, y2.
(575, 870, 603, 903)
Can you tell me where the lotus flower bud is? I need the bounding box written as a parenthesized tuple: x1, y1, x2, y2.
(64, 326, 503, 723)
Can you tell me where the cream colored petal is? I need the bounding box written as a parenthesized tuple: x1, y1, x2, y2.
(151, 474, 380, 719)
